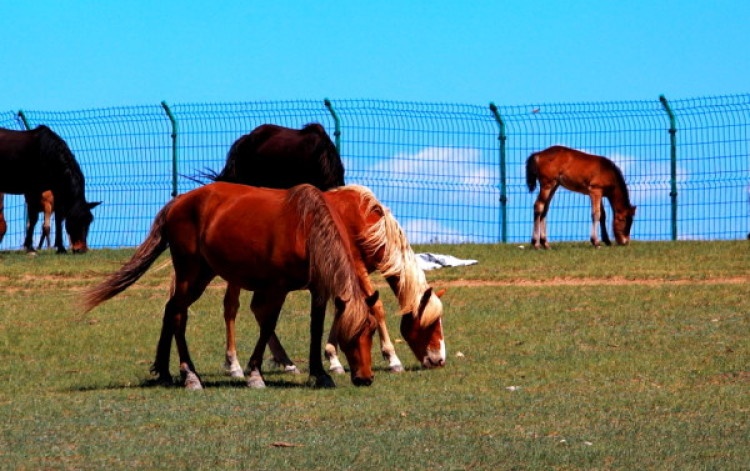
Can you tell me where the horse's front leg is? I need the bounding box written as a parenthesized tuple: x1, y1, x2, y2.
(310, 294, 336, 388)
(53, 208, 66, 253)
(589, 192, 604, 248)
(23, 202, 39, 253)
(245, 289, 287, 389)
(599, 200, 611, 246)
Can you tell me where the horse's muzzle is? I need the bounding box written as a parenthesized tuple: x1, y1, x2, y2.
(352, 375, 374, 387)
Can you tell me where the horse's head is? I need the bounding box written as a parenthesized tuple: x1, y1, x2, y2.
(66, 201, 101, 253)
(335, 291, 379, 386)
(400, 287, 446, 368)
(614, 205, 637, 245)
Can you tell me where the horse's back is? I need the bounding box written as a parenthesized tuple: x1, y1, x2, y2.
(222, 123, 343, 189)
(530, 146, 625, 196)
(168, 183, 312, 289)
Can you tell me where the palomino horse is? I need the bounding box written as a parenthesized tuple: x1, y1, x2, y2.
(0, 126, 100, 253)
(83, 183, 378, 390)
(210, 123, 345, 188)
(221, 185, 446, 379)
(0, 191, 54, 249)
(526, 146, 636, 248)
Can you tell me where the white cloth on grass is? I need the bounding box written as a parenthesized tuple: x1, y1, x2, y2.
(415, 253, 478, 271)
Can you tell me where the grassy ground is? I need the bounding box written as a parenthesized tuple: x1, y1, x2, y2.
(0, 241, 748, 469)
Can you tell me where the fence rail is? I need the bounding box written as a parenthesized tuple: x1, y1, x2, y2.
(1, 94, 749, 250)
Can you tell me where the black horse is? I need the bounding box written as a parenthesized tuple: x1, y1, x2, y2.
(0, 125, 100, 253)
(210, 123, 345, 189)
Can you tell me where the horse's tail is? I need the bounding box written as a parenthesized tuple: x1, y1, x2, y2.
(213, 134, 248, 183)
(302, 123, 345, 188)
(82, 199, 175, 312)
(525, 153, 539, 192)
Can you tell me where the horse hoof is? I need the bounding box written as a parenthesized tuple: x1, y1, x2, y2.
(246, 370, 266, 389)
(229, 369, 245, 379)
(183, 371, 203, 390)
(329, 365, 346, 375)
(309, 375, 336, 388)
(26, 251, 37, 257)
(284, 365, 301, 374)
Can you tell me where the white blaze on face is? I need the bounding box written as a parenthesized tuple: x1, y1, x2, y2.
(422, 320, 446, 368)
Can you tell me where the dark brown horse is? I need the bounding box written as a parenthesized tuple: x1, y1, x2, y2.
(211, 123, 345, 189)
(83, 183, 378, 390)
(0, 126, 100, 253)
(526, 146, 636, 248)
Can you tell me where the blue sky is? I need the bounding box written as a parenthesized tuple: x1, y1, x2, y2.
(2, 2, 749, 110)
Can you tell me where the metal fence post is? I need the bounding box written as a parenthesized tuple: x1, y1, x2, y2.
(659, 94, 678, 241)
(160, 101, 179, 198)
(323, 98, 342, 153)
(489, 102, 508, 243)
(17, 110, 32, 130)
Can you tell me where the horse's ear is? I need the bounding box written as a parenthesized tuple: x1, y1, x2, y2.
(630, 206, 637, 216)
(88, 201, 102, 210)
(366, 290, 379, 307)
(417, 288, 433, 315)
(435, 288, 447, 298)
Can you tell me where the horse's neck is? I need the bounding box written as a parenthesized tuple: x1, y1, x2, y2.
(608, 184, 631, 212)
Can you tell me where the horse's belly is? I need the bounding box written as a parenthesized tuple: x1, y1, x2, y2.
(203, 246, 309, 292)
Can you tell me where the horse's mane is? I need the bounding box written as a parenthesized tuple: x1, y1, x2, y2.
(36, 125, 87, 210)
(333, 185, 440, 326)
(285, 184, 368, 341)
(606, 158, 633, 208)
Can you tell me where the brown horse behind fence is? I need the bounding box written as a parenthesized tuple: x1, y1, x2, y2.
(0, 190, 54, 249)
(526, 146, 636, 248)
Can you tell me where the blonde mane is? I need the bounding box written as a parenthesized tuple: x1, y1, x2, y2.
(332, 185, 442, 326)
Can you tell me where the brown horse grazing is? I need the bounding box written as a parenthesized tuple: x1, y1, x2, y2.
(83, 182, 378, 390)
(210, 123, 345, 189)
(221, 185, 446, 379)
(526, 146, 636, 248)
(0, 126, 100, 253)
(0, 190, 54, 249)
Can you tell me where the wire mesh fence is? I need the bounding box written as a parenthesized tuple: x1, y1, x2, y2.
(1, 94, 748, 250)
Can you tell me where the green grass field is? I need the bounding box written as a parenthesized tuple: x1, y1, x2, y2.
(1, 241, 748, 470)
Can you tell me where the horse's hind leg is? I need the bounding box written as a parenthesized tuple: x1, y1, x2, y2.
(38, 194, 53, 249)
(245, 289, 288, 388)
(223, 283, 245, 378)
(153, 265, 214, 389)
(533, 185, 556, 249)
